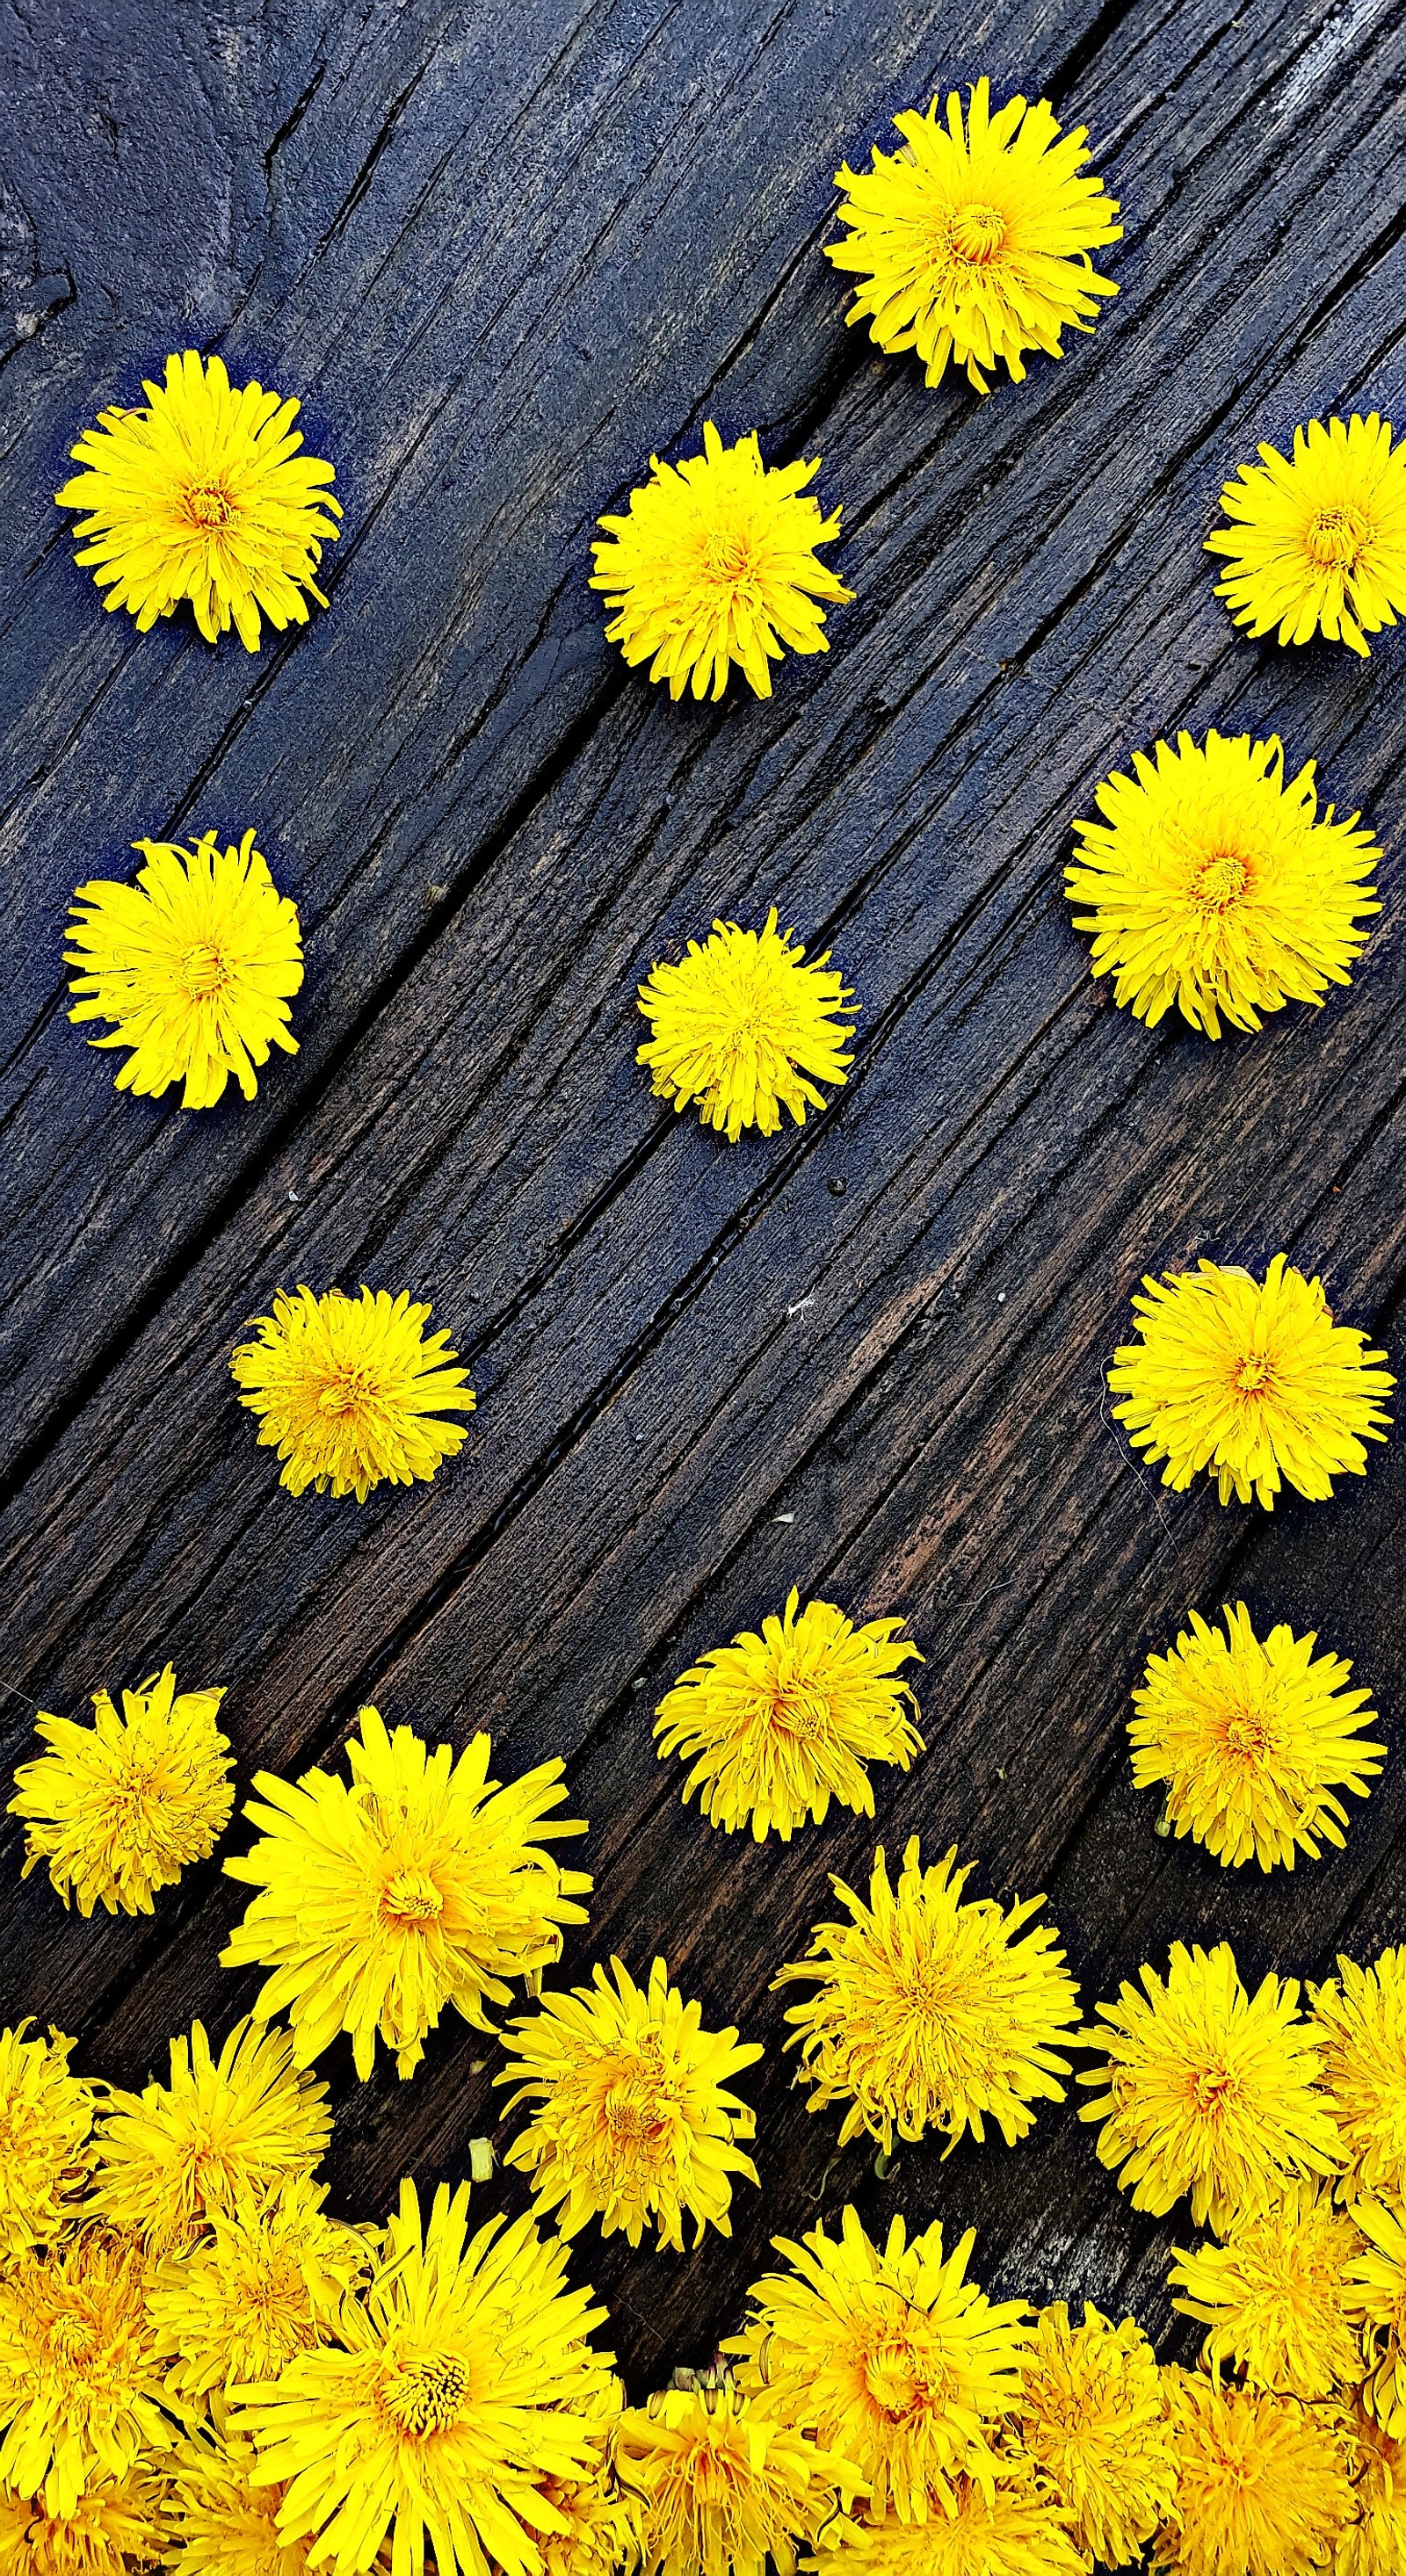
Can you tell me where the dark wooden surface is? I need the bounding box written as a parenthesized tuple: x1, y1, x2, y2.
(3, 0, 1405, 2406)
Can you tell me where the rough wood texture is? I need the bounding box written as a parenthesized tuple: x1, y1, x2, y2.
(3, 0, 1405, 2402)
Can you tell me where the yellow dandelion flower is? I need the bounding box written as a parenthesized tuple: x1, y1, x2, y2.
(590, 421, 851, 703)
(0, 2024, 97, 2260)
(1065, 729, 1381, 1037)
(1108, 1254, 1393, 1509)
(1312, 1950, 1406, 2200)
(0, 2466, 169, 2576)
(1015, 2301, 1175, 2565)
(801, 2460, 1086, 2574)
(11, 1665, 235, 1918)
(653, 1590, 921, 1840)
(64, 832, 303, 1111)
(233, 2176, 613, 2576)
(1206, 412, 1406, 659)
(636, 914, 857, 1145)
(55, 351, 339, 651)
(496, 1955, 761, 2252)
(774, 1837, 1082, 2155)
(1128, 1602, 1384, 1870)
(90, 2019, 330, 2253)
(1169, 2182, 1363, 2395)
(229, 1285, 475, 1504)
(1345, 2197, 1406, 2435)
(168, 2403, 313, 2576)
(1337, 2402, 1406, 2576)
(221, 1705, 591, 2082)
(148, 2176, 371, 2405)
(828, 76, 1120, 397)
(526, 2377, 637, 2576)
(0, 2230, 172, 2517)
(726, 2205, 1029, 2521)
(615, 2383, 863, 2576)
(1077, 1940, 1343, 2232)
(1154, 2370, 1352, 2575)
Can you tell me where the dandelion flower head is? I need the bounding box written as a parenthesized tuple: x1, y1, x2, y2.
(653, 1588, 921, 1840)
(1015, 2301, 1175, 2566)
(497, 1953, 761, 2252)
(591, 420, 852, 703)
(0, 2024, 97, 2261)
(0, 2466, 169, 2576)
(1336, 2402, 1406, 2576)
(615, 2381, 863, 2576)
(147, 2174, 370, 2403)
(221, 1704, 591, 2081)
(1108, 1254, 1393, 1509)
(0, 2229, 171, 2518)
(808, 2458, 1085, 2573)
(1345, 2196, 1406, 2435)
(11, 1664, 235, 1918)
(55, 351, 339, 651)
(1128, 1601, 1384, 1871)
(1169, 2182, 1363, 2396)
(828, 76, 1120, 395)
(66, 832, 303, 1111)
(167, 2404, 314, 2576)
(90, 2019, 330, 2251)
(775, 1836, 1082, 2155)
(1206, 411, 1406, 659)
(726, 2205, 1029, 2521)
(230, 1284, 475, 1504)
(637, 914, 857, 1144)
(1311, 1948, 1406, 2200)
(528, 2377, 637, 2576)
(1078, 1941, 1343, 2232)
(1065, 729, 1381, 1038)
(1153, 2370, 1352, 2575)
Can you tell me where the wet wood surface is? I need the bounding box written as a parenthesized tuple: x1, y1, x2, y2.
(3, 0, 1405, 2395)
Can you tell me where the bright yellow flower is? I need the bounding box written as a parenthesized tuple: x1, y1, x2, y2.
(1337, 2402, 1406, 2576)
(636, 915, 857, 1144)
(1108, 1255, 1393, 1509)
(90, 2019, 330, 2253)
(828, 76, 1120, 395)
(11, 1664, 235, 1917)
(0, 2025, 97, 2261)
(529, 2377, 637, 2576)
(802, 2462, 1085, 2573)
(1169, 2182, 1363, 2395)
(230, 1285, 475, 1504)
(615, 2384, 862, 2576)
(221, 1706, 591, 2082)
(55, 351, 339, 651)
(497, 1955, 761, 2252)
(0, 2231, 172, 2517)
(775, 1837, 1081, 2155)
(1346, 2197, 1406, 2435)
(233, 2177, 613, 2576)
(653, 1590, 921, 1839)
(1154, 2371, 1352, 2575)
(591, 421, 851, 702)
(65, 833, 302, 1111)
(0, 2467, 169, 2576)
(1129, 1602, 1384, 1870)
(1312, 1950, 1406, 2200)
(148, 2177, 371, 2404)
(1065, 729, 1381, 1037)
(726, 2205, 1029, 2520)
(1016, 2301, 1175, 2565)
(1206, 412, 1406, 659)
(1077, 1941, 1343, 2231)
(168, 2402, 314, 2576)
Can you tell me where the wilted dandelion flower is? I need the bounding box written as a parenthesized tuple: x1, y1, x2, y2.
(800, 2459, 1083, 2572)
(653, 1588, 921, 1839)
(90, 2019, 330, 2252)
(615, 2382, 862, 2576)
(11, 1664, 235, 1917)
(775, 1836, 1082, 2155)
(55, 351, 339, 651)
(167, 2402, 314, 2576)
(1345, 2197, 1406, 2435)
(1108, 1254, 1393, 1509)
(233, 2177, 614, 2576)
(1311, 1949, 1406, 2200)
(0, 2467, 170, 2576)
(1077, 1941, 1342, 2231)
(591, 421, 852, 702)
(1169, 2182, 1363, 2395)
(148, 2175, 370, 2404)
(1065, 730, 1381, 1037)
(0, 2024, 97, 2260)
(0, 2230, 172, 2517)
(230, 1284, 475, 1503)
(497, 1954, 761, 2252)
(637, 915, 857, 1143)
(727, 2205, 1029, 2521)
(1337, 2402, 1406, 2576)
(65, 832, 303, 1111)
(1207, 412, 1406, 658)
(1016, 2302, 1175, 2567)
(1154, 2371, 1352, 2575)
(221, 1705, 591, 2081)
(1128, 1602, 1384, 1870)
(829, 76, 1120, 395)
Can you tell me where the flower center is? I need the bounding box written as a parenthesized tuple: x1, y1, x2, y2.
(318, 1364, 379, 1418)
(1307, 505, 1369, 569)
(769, 1682, 831, 1740)
(1190, 2063, 1237, 2116)
(862, 2339, 930, 2417)
(182, 942, 231, 999)
(380, 1867, 443, 1926)
(49, 2312, 99, 2365)
(702, 530, 760, 595)
(949, 202, 1007, 264)
(1190, 850, 1248, 909)
(185, 482, 239, 532)
(382, 2352, 468, 2435)
(1234, 1355, 1272, 1393)
(603, 2064, 668, 2146)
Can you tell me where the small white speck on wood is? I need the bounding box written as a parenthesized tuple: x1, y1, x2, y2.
(468, 2137, 495, 2182)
